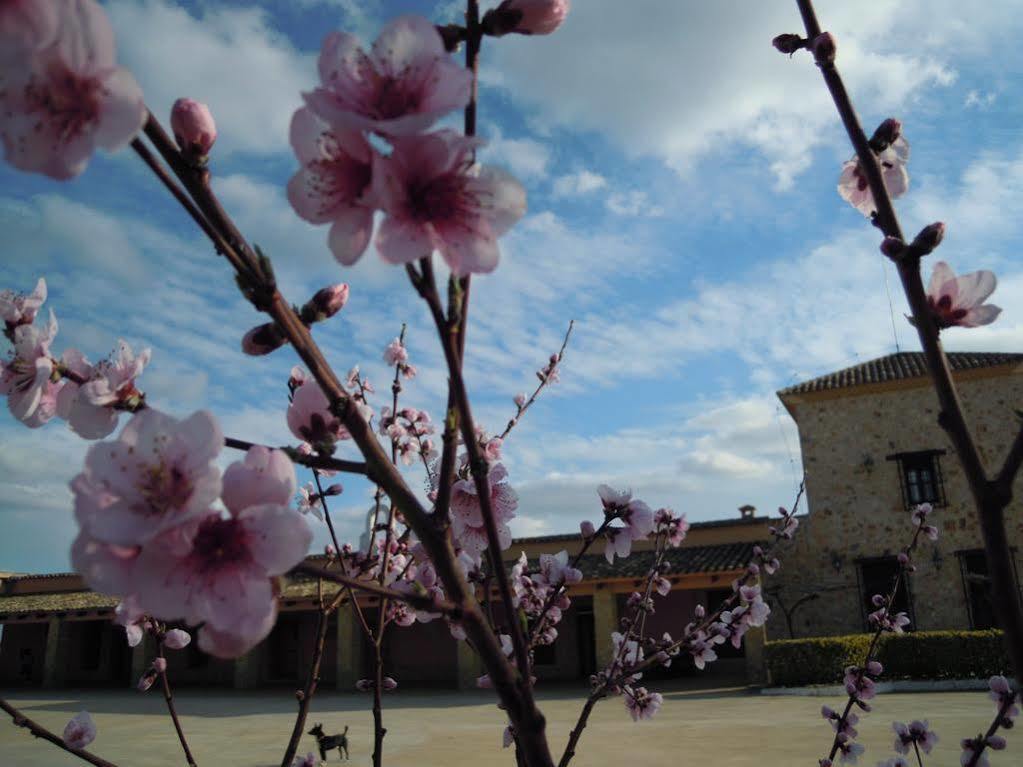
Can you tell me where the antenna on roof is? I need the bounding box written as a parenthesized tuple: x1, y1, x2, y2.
(881, 258, 901, 353)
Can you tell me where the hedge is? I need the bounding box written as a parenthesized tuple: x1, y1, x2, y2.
(765, 630, 1009, 687)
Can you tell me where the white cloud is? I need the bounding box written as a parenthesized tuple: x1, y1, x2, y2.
(605, 189, 664, 217)
(483, 0, 997, 186)
(108, 0, 314, 156)
(482, 129, 552, 181)
(552, 170, 608, 198)
(964, 90, 997, 109)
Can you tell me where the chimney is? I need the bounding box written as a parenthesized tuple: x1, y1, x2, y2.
(738, 504, 756, 519)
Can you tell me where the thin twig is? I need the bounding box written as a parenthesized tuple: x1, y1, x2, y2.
(793, 0, 1023, 687)
(157, 645, 197, 767)
(0, 698, 119, 767)
(223, 436, 370, 476)
(500, 321, 574, 441)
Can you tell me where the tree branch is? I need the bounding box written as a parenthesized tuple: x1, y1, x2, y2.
(0, 699, 119, 767)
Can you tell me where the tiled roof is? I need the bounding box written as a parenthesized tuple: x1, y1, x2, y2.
(565, 541, 757, 580)
(512, 516, 769, 545)
(0, 544, 758, 618)
(778, 352, 1023, 397)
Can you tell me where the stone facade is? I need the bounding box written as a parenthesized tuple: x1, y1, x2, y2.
(767, 357, 1023, 640)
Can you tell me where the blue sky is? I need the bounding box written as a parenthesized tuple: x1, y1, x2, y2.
(3, 0, 1023, 574)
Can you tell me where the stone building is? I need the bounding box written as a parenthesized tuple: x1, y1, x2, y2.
(767, 351, 1023, 640)
(0, 517, 770, 690)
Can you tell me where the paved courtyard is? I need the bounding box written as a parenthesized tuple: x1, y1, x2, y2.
(0, 684, 1005, 766)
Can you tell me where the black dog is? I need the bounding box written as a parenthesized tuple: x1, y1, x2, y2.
(307, 723, 349, 761)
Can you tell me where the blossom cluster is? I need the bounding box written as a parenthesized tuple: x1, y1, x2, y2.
(287, 15, 528, 275)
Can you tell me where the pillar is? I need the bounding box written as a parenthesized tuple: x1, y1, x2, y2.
(455, 638, 482, 690)
(233, 640, 263, 689)
(42, 617, 67, 688)
(744, 623, 767, 685)
(336, 601, 363, 691)
(129, 633, 153, 689)
(593, 588, 619, 669)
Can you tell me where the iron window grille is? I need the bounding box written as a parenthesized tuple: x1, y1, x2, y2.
(886, 450, 947, 509)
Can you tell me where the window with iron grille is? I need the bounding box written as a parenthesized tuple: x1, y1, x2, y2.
(856, 557, 914, 631)
(886, 450, 946, 508)
(958, 549, 1021, 630)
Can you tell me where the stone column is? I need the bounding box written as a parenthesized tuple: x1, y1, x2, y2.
(129, 634, 153, 689)
(455, 638, 481, 690)
(233, 641, 263, 689)
(42, 617, 67, 688)
(336, 602, 363, 691)
(592, 588, 619, 669)
(744, 623, 767, 685)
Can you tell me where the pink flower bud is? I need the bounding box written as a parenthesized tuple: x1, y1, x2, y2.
(909, 222, 945, 256)
(63, 711, 96, 750)
(153, 657, 168, 673)
(382, 676, 398, 690)
(170, 98, 216, 157)
(514, 392, 527, 408)
(163, 629, 191, 650)
(485, 0, 570, 37)
(324, 483, 343, 496)
(811, 32, 836, 64)
(242, 323, 286, 356)
(355, 679, 373, 691)
(325, 544, 336, 556)
(580, 520, 595, 538)
(694, 604, 706, 619)
(772, 33, 806, 55)
(301, 283, 349, 324)
(866, 660, 882, 676)
(987, 735, 1007, 750)
(137, 670, 157, 691)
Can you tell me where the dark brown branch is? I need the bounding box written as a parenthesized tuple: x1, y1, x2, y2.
(557, 695, 602, 767)
(965, 690, 1021, 767)
(0, 698, 119, 767)
(293, 563, 460, 615)
(157, 646, 197, 767)
(794, 0, 1023, 688)
(279, 589, 346, 767)
(223, 437, 370, 477)
(500, 320, 575, 441)
(136, 107, 555, 767)
(995, 422, 1023, 498)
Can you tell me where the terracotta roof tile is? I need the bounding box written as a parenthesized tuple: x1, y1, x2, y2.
(778, 352, 1023, 397)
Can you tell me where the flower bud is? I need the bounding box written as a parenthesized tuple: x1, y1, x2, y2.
(987, 735, 1007, 750)
(324, 483, 344, 496)
(137, 669, 158, 691)
(355, 679, 373, 691)
(811, 32, 836, 65)
(880, 236, 905, 260)
(301, 283, 349, 324)
(772, 33, 806, 55)
(163, 629, 191, 650)
(484, 0, 570, 37)
(869, 118, 902, 152)
(865, 660, 882, 676)
(580, 520, 595, 538)
(153, 657, 168, 673)
(382, 676, 398, 690)
(170, 98, 216, 158)
(514, 392, 527, 408)
(242, 323, 287, 356)
(909, 222, 945, 256)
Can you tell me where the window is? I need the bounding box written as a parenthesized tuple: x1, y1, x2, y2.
(857, 557, 913, 631)
(887, 450, 946, 508)
(958, 550, 1021, 629)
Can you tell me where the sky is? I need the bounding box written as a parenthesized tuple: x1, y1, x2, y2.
(3, 0, 1023, 574)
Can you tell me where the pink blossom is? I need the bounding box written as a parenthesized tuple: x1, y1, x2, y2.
(597, 484, 632, 512)
(287, 378, 351, 451)
(893, 720, 938, 755)
(71, 532, 139, 597)
(837, 135, 909, 217)
(170, 98, 216, 156)
(0, 0, 146, 180)
(293, 754, 317, 767)
(304, 15, 471, 137)
(163, 628, 191, 650)
(503, 725, 515, 749)
(372, 129, 527, 275)
(222, 446, 296, 515)
(287, 107, 375, 265)
(539, 550, 582, 586)
(296, 482, 323, 521)
(57, 341, 150, 439)
(0, 277, 46, 332)
(1, 309, 59, 426)
(925, 261, 1001, 329)
(877, 758, 909, 767)
(71, 409, 223, 546)
(0, 2, 59, 65)
(62, 711, 96, 750)
(603, 528, 633, 564)
(134, 499, 312, 658)
(623, 686, 662, 721)
(507, 1, 570, 35)
(383, 337, 407, 366)
(450, 462, 517, 558)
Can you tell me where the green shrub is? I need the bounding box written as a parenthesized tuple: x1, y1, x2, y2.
(765, 630, 1009, 686)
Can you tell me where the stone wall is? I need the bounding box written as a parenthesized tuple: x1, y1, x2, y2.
(768, 368, 1023, 639)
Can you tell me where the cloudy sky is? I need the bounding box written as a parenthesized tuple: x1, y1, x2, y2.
(3, 0, 1023, 574)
